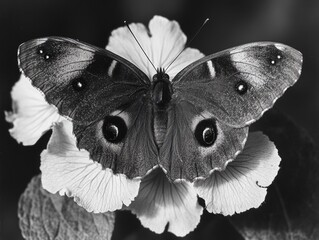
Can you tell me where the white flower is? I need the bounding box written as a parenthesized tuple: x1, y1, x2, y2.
(5, 75, 63, 145)
(106, 15, 204, 79)
(7, 16, 281, 237)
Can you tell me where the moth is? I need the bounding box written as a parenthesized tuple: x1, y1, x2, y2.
(18, 37, 302, 181)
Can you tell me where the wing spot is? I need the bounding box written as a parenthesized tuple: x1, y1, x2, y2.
(235, 80, 248, 95)
(274, 43, 285, 51)
(37, 48, 51, 60)
(72, 77, 87, 91)
(108, 60, 117, 77)
(206, 60, 216, 78)
(269, 53, 282, 66)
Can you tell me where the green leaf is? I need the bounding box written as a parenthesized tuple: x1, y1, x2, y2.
(18, 175, 115, 240)
(231, 111, 319, 240)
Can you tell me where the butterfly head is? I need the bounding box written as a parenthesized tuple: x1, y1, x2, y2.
(152, 67, 169, 81)
(152, 68, 172, 108)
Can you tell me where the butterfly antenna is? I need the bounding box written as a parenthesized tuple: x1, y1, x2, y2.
(165, 18, 210, 72)
(124, 20, 157, 72)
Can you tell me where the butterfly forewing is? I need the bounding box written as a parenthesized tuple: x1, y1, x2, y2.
(18, 37, 150, 124)
(172, 42, 303, 128)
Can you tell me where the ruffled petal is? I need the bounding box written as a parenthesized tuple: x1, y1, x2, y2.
(194, 132, 281, 215)
(128, 168, 203, 237)
(106, 15, 203, 79)
(5, 75, 63, 145)
(40, 120, 140, 213)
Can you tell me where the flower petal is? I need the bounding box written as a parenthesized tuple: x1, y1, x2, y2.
(40, 120, 140, 213)
(148, 16, 204, 78)
(148, 16, 203, 77)
(107, 22, 153, 78)
(5, 75, 63, 145)
(128, 168, 203, 237)
(194, 132, 281, 215)
(166, 47, 204, 80)
(106, 16, 203, 79)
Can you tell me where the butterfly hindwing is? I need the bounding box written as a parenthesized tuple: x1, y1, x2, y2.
(18, 37, 159, 178)
(73, 98, 158, 178)
(172, 42, 303, 128)
(159, 101, 248, 181)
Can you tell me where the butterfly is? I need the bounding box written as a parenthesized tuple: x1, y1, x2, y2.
(18, 36, 303, 181)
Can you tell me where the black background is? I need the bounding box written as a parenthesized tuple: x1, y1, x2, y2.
(1, 0, 318, 239)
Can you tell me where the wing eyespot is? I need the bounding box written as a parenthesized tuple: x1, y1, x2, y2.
(194, 119, 217, 147)
(235, 80, 248, 95)
(102, 116, 127, 143)
(72, 78, 87, 91)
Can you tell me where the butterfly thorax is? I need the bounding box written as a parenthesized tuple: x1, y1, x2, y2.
(152, 68, 172, 148)
(152, 68, 172, 109)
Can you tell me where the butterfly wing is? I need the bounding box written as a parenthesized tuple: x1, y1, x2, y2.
(18, 37, 150, 124)
(18, 37, 158, 178)
(160, 101, 248, 181)
(160, 42, 302, 181)
(172, 42, 303, 127)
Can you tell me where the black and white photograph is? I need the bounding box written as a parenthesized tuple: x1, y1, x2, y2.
(1, 0, 318, 239)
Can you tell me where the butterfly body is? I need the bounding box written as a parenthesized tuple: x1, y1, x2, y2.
(152, 69, 172, 108)
(18, 37, 302, 182)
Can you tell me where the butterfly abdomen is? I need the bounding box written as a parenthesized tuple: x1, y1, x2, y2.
(153, 108, 168, 148)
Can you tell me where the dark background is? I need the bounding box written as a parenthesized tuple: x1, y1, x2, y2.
(1, 0, 318, 239)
